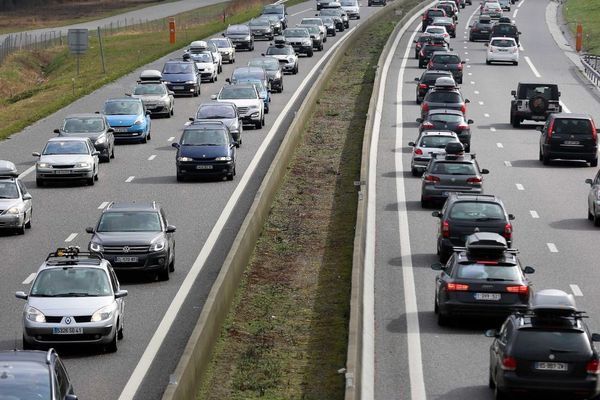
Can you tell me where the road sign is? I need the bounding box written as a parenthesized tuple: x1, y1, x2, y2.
(67, 29, 89, 54)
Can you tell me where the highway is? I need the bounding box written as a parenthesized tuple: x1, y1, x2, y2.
(0, 2, 384, 399)
(369, 0, 600, 399)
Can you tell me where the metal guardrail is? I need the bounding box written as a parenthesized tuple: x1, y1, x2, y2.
(581, 54, 600, 87)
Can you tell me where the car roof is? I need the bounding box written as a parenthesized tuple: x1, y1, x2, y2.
(0, 349, 53, 364)
(47, 136, 89, 142)
(199, 101, 236, 109)
(550, 113, 593, 120)
(106, 97, 142, 103)
(428, 108, 463, 116)
(105, 201, 158, 212)
(0, 160, 19, 177)
(223, 83, 256, 90)
(447, 193, 501, 202)
(234, 66, 266, 73)
(65, 113, 105, 119)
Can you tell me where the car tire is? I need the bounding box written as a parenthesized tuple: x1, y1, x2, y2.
(255, 120, 262, 129)
(117, 322, 124, 340)
(16, 221, 25, 235)
(588, 207, 594, 221)
(542, 153, 551, 165)
(539, 149, 543, 162)
(411, 168, 419, 177)
(87, 176, 95, 186)
(265, 106, 269, 114)
(25, 212, 32, 229)
(169, 256, 175, 272)
(307, 49, 314, 57)
(594, 213, 600, 227)
(437, 311, 449, 326)
(420, 197, 429, 208)
(511, 114, 520, 128)
(111, 146, 115, 158)
(158, 262, 170, 281)
(105, 333, 118, 353)
(94, 171, 99, 181)
(103, 154, 110, 163)
(416, 97, 421, 104)
(261, 116, 265, 127)
(227, 172, 234, 181)
(591, 157, 598, 167)
(494, 384, 508, 400)
(488, 370, 496, 389)
(176, 172, 184, 182)
(486, 59, 491, 65)
(36, 178, 44, 187)
(333, 30, 337, 37)
(22, 335, 35, 350)
(141, 134, 147, 144)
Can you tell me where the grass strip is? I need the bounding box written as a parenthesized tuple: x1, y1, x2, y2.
(196, 3, 417, 399)
(563, 0, 600, 53)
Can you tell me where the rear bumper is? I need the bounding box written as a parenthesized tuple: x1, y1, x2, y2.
(421, 185, 483, 201)
(498, 372, 600, 399)
(488, 52, 519, 62)
(439, 301, 527, 318)
(542, 145, 598, 161)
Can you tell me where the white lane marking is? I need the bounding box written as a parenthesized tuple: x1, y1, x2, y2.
(478, 101, 484, 105)
(547, 243, 558, 253)
(484, 113, 490, 118)
(468, 72, 473, 76)
(22, 273, 36, 285)
(470, 81, 475, 85)
(519, 44, 524, 51)
(516, 183, 525, 190)
(504, 161, 512, 167)
(98, 201, 109, 209)
(119, 23, 361, 400)
(570, 284, 583, 297)
(290, 7, 312, 16)
(125, 176, 135, 183)
(465, 58, 470, 61)
(474, 90, 479, 94)
(464, 46, 467, 49)
(513, 8, 519, 18)
(490, 127, 496, 132)
(518, 0, 525, 8)
(464, 41, 467, 44)
(560, 101, 571, 113)
(148, 154, 156, 161)
(496, 142, 503, 148)
(167, 136, 175, 142)
(464, 52, 469, 55)
(524, 56, 541, 77)
(64, 233, 78, 242)
(530, 210, 539, 218)
(18, 165, 35, 179)
(465, 5, 479, 28)
(466, 64, 471, 68)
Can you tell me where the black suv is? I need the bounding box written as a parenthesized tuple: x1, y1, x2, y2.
(538, 113, 598, 166)
(432, 193, 515, 261)
(486, 289, 600, 400)
(0, 349, 77, 400)
(421, 78, 470, 119)
(414, 70, 454, 103)
(490, 22, 521, 45)
(223, 24, 254, 51)
(510, 82, 562, 127)
(87, 202, 176, 281)
(469, 15, 493, 41)
(431, 232, 534, 326)
(417, 109, 473, 151)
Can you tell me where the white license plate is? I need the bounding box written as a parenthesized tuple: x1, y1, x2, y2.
(113, 127, 129, 133)
(474, 293, 501, 301)
(564, 141, 580, 145)
(116, 256, 138, 263)
(53, 327, 83, 335)
(54, 170, 71, 175)
(196, 165, 213, 170)
(172, 86, 184, 90)
(535, 362, 568, 371)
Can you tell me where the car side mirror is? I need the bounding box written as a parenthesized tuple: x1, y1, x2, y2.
(15, 291, 28, 300)
(115, 290, 128, 299)
(211, 95, 218, 100)
(484, 43, 488, 47)
(416, 118, 423, 123)
(461, 61, 466, 64)
(408, 141, 415, 147)
(508, 214, 515, 220)
(22, 193, 32, 200)
(511, 90, 516, 96)
(261, 53, 266, 56)
(592, 333, 600, 342)
(235, 141, 240, 148)
(92, 151, 100, 156)
(464, 99, 470, 103)
(430, 262, 444, 271)
(32, 152, 41, 157)
(523, 266, 535, 274)
(166, 225, 177, 233)
(85, 227, 95, 234)
(189, 117, 195, 122)
(431, 211, 442, 218)
(65, 394, 78, 400)
(146, 110, 151, 115)
(481, 169, 489, 174)
(171, 142, 180, 149)
(518, 31, 522, 34)
(107, 128, 115, 133)
(125, 92, 132, 97)
(225, 78, 231, 83)
(414, 77, 420, 82)
(586, 178, 593, 185)
(168, 91, 175, 95)
(467, 119, 474, 124)
(53, 128, 60, 134)
(484, 329, 499, 338)
(221, 32, 226, 37)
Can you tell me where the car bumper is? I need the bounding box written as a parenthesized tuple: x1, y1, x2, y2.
(220, 51, 234, 61)
(411, 157, 432, 171)
(24, 322, 115, 345)
(231, 40, 252, 49)
(199, 72, 216, 81)
(439, 300, 528, 318)
(0, 213, 24, 229)
(282, 62, 296, 72)
(488, 52, 518, 62)
(93, 250, 169, 272)
(290, 44, 312, 54)
(177, 161, 235, 177)
(498, 372, 600, 399)
(166, 83, 197, 95)
(270, 77, 283, 90)
(421, 185, 483, 201)
(325, 27, 336, 35)
(346, 11, 360, 18)
(252, 31, 273, 39)
(36, 168, 94, 180)
(542, 146, 598, 161)
(469, 32, 491, 40)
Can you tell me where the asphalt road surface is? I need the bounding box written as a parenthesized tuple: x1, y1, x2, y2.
(370, 0, 600, 399)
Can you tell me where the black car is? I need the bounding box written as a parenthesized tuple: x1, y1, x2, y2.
(417, 109, 473, 151)
(490, 22, 521, 45)
(368, 0, 387, 6)
(248, 17, 274, 40)
(421, 78, 470, 119)
(422, 8, 447, 31)
(161, 59, 201, 97)
(427, 51, 465, 83)
(486, 289, 600, 400)
(469, 15, 493, 41)
(431, 233, 533, 326)
(55, 114, 115, 162)
(415, 69, 454, 103)
(418, 42, 450, 68)
(538, 113, 598, 167)
(318, 9, 347, 30)
(223, 24, 254, 51)
(0, 349, 77, 400)
(87, 202, 176, 281)
(432, 193, 515, 260)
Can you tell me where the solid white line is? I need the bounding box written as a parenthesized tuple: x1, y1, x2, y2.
(560, 101, 571, 113)
(496, 142, 503, 148)
(513, 8, 519, 18)
(64, 233, 78, 242)
(22, 273, 36, 285)
(530, 210, 539, 218)
(504, 161, 512, 167)
(125, 176, 135, 183)
(570, 284, 583, 297)
(547, 243, 558, 253)
(516, 183, 524, 190)
(18, 165, 36, 179)
(98, 201, 109, 209)
(290, 7, 312, 16)
(119, 23, 360, 400)
(465, 6, 479, 29)
(524, 56, 541, 78)
(167, 136, 175, 142)
(148, 154, 156, 161)
(519, 44, 524, 51)
(490, 127, 496, 132)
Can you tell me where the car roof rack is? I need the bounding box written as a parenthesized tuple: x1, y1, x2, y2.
(0, 160, 18, 178)
(138, 69, 164, 83)
(45, 246, 102, 265)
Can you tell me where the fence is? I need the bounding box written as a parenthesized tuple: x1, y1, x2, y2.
(581, 54, 600, 88)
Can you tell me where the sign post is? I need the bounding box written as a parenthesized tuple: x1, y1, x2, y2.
(576, 23, 583, 53)
(67, 29, 89, 76)
(169, 17, 176, 44)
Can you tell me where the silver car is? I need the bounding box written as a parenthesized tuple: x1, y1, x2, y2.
(300, 17, 327, 41)
(129, 70, 175, 118)
(33, 137, 100, 187)
(408, 131, 459, 176)
(209, 37, 236, 64)
(340, 0, 360, 19)
(585, 171, 600, 226)
(16, 247, 127, 353)
(191, 102, 243, 144)
(0, 160, 32, 234)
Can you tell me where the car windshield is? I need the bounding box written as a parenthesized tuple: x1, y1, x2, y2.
(432, 54, 460, 64)
(449, 202, 505, 220)
(302, 19, 321, 25)
(197, 105, 236, 119)
(267, 46, 294, 55)
(63, 117, 104, 133)
(320, 9, 341, 16)
(427, 27, 446, 34)
(97, 211, 162, 232)
(514, 331, 590, 357)
(249, 19, 270, 27)
(494, 25, 517, 34)
(433, 17, 452, 24)
(210, 38, 230, 48)
(162, 63, 193, 74)
(181, 129, 228, 146)
(518, 85, 559, 99)
(427, 91, 461, 103)
(227, 25, 249, 34)
(429, 113, 463, 123)
(341, 0, 357, 5)
(263, 5, 283, 14)
(491, 38, 515, 47)
(284, 28, 309, 37)
(0, 361, 51, 399)
(43, 141, 88, 155)
(31, 267, 111, 297)
(249, 59, 279, 71)
(429, 10, 445, 16)
(219, 87, 256, 99)
(133, 83, 167, 95)
(419, 136, 457, 148)
(189, 53, 212, 62)
(553, 119, 594, 135)
(0, 181, 19, 199)
(104, 101, 142, 115)
(300, 25, 320, 34)
(233, 69, 264, 81)
(431, 162, 476, 175)
(456, 264, 521, 280)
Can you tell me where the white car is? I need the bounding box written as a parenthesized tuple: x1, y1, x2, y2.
(209, 37, 236, 64)
(211, 84, 265, 129)
(486, 37, 518, 65)
(186, 51, 217, 82)
(0, 160, 32, 234)
(408, 131, 460, 176)
(424, 25, 450, 44)
(340, 0, 360, 19)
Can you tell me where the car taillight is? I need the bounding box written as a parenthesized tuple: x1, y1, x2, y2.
(587, 359, 600, 375)
(441, 219, 450, 237)
(460, 104, 466, 114)
(419, 83, 428, 89)
(420, 50, 425, 57)
(592, 120, 597, 143)
(472, 27, 479, 32)
(457, 122, 469, 130)
(466, 177, 482, 184)
(457, 63, 463, 70)
(501, 356, 517, 371)
(422, 121, 434, 129)
(414, 148, 423, 155)
(503, 223, 512, 240)
(506, 285, 528, 294)
(546, 119, 555, 143)
(427, 61, 433, 69)
(422, 103, 429, 113)
(446, 282, 469, 291)
(424, 174, 440, 183)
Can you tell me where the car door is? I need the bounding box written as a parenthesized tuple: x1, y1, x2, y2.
(160, 208, 175, 260)
(109, 267, 125, 319)
(589, 170, 600, 211)
(105, 117, 115, 149)
(17, 179, 32, 217)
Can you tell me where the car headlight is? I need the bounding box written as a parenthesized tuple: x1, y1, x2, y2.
(134, 116, 145, 125)
(249, 105, 259, 110)
(215, 156, 232, 161)
(185, 80, 196, 84)
(245, 35, 252, 41)
(5, 207, 20, 215)
(90, 242, 104, 252)
(95, 136, 107, 145)
(37, 162, 51, 168)
(178, 156, 192, 162)
(91, 304, 115, 322)
(25, 306, 45, 323)
(288, 57, 295, 63)
(303, 39, 312, 46)
(150, 239, 166, 252)
(76, 162, 91, 168)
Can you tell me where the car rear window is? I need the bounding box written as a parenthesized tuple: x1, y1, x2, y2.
(456, 264, 521, 280)
(428, 9, 445, 17)
(419, 136, 456, 148)
(449, 202, 505, 220)
(491, 39, 516, 47)
(494, 25, 517, 34)
(518, 85, 559, 99)
(0, 361, 50, 399)
(431, 162, 476, 175)
(426, 91, 461, 103)
(513, 331, 591, 357)
(552, 118, 594, 135)
(432, 54, 461, 64)
(423, 74, 450, 84)
(429, 113, 462, 123)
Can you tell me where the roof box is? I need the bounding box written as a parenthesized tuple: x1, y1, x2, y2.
(531, 289, 577, 316)
(465, 232, 507, 253)
(189, 40, 208, 50)
(434, 76, 457, 88)
(139, 69, 163, 81)
(0, 160, 18, 177)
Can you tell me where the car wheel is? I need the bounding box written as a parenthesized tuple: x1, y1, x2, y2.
(176, 172, 184, 182)
(103, 154, 110, 163)
(16, 221, 25, 235)
(307, 49, 314, 57)
(22, 335, 35, 350)
(488, 369, 496, 389)
(218, 64, 223, 73)
(111, 146, 115, 158)
(588, 207, 594, 221)
(141, 134, 147, 143)
(169, 256, 175, 272)
(94, 171, 99, 181)
(594, 213, 600, 227)
(87, 176, 95, 186)
(411, 168, 419, 177)
(158, 263, 169, 281)
(36, 178, 44, 187)
(416, 97, 421, 104)
(117, 322, 124, 340)
(25, 212, 31, 229)
(469, 36, 474, 42)
(265, 106, 269, 114)
(437, 310, 449, 326)
(591, 157, 598, 167)
(538, 148, 543, 161)
(255, 120, 262, 129)
(227, 172, 234, 181)
(261, 116, 265, 127)
(333, 30, 337, 36)
(193, 86, 200, 97)
(486, 59, 491, 65)
(434, 294, 440, 314)
(511, 114, 520, 128)
(494, 384, 508, 400)
(105, 332, 118, 353)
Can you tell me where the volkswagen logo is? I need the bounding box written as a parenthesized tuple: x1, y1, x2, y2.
(123, 246, 130, 253)
(474, 227, 480, 232)
(549, 354, 555, 360)
(202, 154, 206, 158)
(65, 317, 72, 325)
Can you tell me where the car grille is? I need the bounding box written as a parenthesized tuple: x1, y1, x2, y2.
(103, 245, 150, 254)
(53, 165, 75, 169)
(45, 316, 92, 323)
(237, 106, 249, 114)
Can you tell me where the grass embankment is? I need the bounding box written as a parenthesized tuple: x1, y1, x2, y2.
(564, 0, 600, 53)
(197, 3, 417, 399)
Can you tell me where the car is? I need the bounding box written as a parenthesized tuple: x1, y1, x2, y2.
(101, 97, 151, 142)
(300, 17, 327, 41)
(414, 35, 435, 59)
(428, 51, 465, 83)
(436, 2, 458, 21)
(209, 37, 236, 64)
(87, 202, 176, 281)
(431, 233, 533, 325)
(230, 66, 270, 91)
(497, 15, 512, 23)
(498, 0, 511, 10)
(262, 3, 287, 29)
(33, 137, 99, 187)
(127, 70, 174, 119)
(188, 40, 222, 73)
(223, 24, 254, 51)
(421, 77, 470, 119)
(539, 113, 598, 166)
(242, 79, 271, 114)
(161, 59, 201, 96)
(248, 17, 275, 40)
(469, 15, 494, 41)
(368, 0, 387, 6)
(184, 42, 218, 82)
(414, 69, 454, 103)
(481, 1, 502, 18)
(584, 168, 600, 225)
(319, 16, 338, 36)
(490, 22, 521, 45)
(418, 42, 450, 68)
(0, 349, 77, 399)
(298, 24, 325, 51)
(432, 16, 456, 38)
(486, 37, 518, 65)
(172, 122, 237, 181)
(265, 39, 299, 74)
(283, 27, 314, 57)
(16, 246, 127, 352)
(422, 8, 447, 31)
(420, 142, 489, 207)
(423, 25, 451, 44)
(317, 8, 348, 29)
(340, 0, 360, 19)
(408, 131, 460, 176)
(0, 160, 32, 234)
(432, 193, 515, 260)
(55, 113, 115, 162)
(191, 102, 243, 144)
(486, 289, 600, 400)
(261, 14, 283, 34)
(249, 56, 284, 93)
(211, 84, 265, 129)
(510, 83, 562, 127)
(417, 108, 473, 151)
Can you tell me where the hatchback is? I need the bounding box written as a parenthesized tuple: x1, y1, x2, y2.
(428, 51, 465, 83)
(192, 102, 242, 144)
(421, 84, 470, 119)
(417, 108, 473, 151)
(538, 113, 598, 166)
(486, 37, 519, 65)
(55, 114, 115, 161)
(0, 161, 32, 234)
(102, 97, 151, 142)
(469, 15, 493, 41)
(408, 131, 459, 176)
(422, 8, 447, 31)
(248, 56, 284, 92)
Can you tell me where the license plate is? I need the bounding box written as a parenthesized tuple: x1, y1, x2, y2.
(535, 362, 568, 371)
(116, 256, 138, 263)
(54, 170, 71, 175)
(481, 30, 489, 33)
(173, 86, 184, 90)
(442, 191, 449, 196)
(113, 127, 129, 133)
(196, 165, 213, 170)
(53, 327, 83, 335)
(563, 141, 580, 145)
(474, 293, 501, 301)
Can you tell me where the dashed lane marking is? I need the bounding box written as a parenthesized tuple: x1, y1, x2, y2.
(530, 210, 539, 218)
(125, 176, 135, 182)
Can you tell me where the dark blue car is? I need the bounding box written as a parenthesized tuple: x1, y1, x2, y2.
(172, 122, 237, 181)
